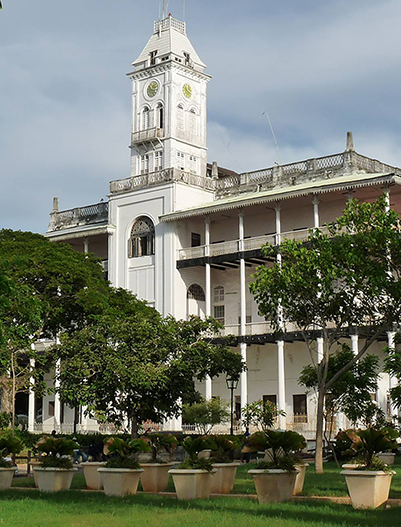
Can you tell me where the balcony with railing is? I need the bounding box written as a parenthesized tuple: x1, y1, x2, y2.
(131, 127, 164, 146)
(48, 202, 109, 232)
(178, 228, 330, 263)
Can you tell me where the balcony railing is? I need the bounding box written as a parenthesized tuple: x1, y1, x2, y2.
(110, 168, 215, 194)
(48, 202, 109, 232)
(131, 127, 164, 145)
(178, 229, 329, 261)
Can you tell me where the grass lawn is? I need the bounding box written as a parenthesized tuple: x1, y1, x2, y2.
(1, 490, 401, 527)
(6, 459, 400, 527)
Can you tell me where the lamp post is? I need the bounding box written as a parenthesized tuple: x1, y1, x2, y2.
(226, 376, 239, 436)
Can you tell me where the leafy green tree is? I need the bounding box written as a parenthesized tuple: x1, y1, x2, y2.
(300, 344, 380, 432)
(242, 399, 285, 432)
(0, 230, 110, 423)
(384, 335, 401, 413)
(182, 397, 230, 435)
(55, 293, 244, 436)
(250, 196, 401, 473)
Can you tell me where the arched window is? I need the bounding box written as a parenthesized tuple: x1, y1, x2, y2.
(128, 217, 155, 258)
(189, 108, 197, 135)
(213, 286, 225, 303)
(187, 284, 205, 301)
(141, 107, 150, 130)
(156, 103, 164, 129)
(177, 104, 184, 131)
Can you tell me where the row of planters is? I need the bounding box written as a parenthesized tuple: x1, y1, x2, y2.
(0, 427, 399, 509)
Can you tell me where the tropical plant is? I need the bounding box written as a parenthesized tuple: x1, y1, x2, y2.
(103, 436, 150, 469)
(245, 430, 306, 471)
(209, 435, 236, 463)
(242, 399, 285, 432)
(182, 397, 230, 435)
(250, 196, 401, 473)
(347, 427, 399, 471)
(36, 436, 78, 469)
(0, 432, 23, 468)
(144, 433, 178, 463)
(179, 436, 214, 471)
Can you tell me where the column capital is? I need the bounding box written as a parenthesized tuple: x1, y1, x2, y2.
(275, 202, 281, 212)
(312, 195, 320, 206)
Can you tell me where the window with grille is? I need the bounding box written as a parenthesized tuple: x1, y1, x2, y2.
(293, 394, 307, 423)
(128, 217, 155, 258)
(191, 233, 201, 247)
(154, 151, 163, 171)
(141, 107, 150, 130)
(263, 395, 277, 405)
(177, 104, 184, 131)
(187, 284, 205, 301)
(213, 305, 225, 325)
(213, 286, 224, 302)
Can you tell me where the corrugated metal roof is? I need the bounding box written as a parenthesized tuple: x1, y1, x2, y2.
(160, 172, 397, 222)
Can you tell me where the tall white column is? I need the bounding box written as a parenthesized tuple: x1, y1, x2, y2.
(54, 357, 61, 432)
(312, 196, 324, 364)
(83, 238, 89, 254)
(205, 218, 212, 400)
(351, 334, 359, 356)
(238, 213, 248, 413)
(28, 353, 35, 433)
(387, 331, 398, 418)
(275, 204, 286, 427)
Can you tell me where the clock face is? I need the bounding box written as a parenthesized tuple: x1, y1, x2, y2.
(147, 81, 159, 98)
(182, 83, 193, 99)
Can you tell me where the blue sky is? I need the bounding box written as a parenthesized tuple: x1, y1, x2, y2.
(1, 0, 401, 232)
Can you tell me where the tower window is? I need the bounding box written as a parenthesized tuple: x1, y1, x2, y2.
(156, 103, 164, 129)
(177, 104, 184, 131)
(141, 107, 150, 130)
(189, 109, 197, 135)
(184, 52, 192, 67)
(149, 50, 158, 65)
(177, 151, 185, 170)
(140, 155, 149, 174)
(189, 155, 197, 174)
(154, 151, 163, 171)
(129, 217, 155, 258)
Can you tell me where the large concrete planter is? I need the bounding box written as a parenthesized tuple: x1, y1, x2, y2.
(293, 463, 309, 495)
(377, 453, 396, 466)
(341, 469, 395, 509)
(30, 461, 41, 487)
(81, 462, 105, 490)
(248, 469, 298, 503)
(98, 468, 143, 497)
(34, 467, 77, 492)
(0, 467, 17, 490)
(210, 463, 239, 494)
(168, 468, 217, 500)
(140, 463, 174, 493)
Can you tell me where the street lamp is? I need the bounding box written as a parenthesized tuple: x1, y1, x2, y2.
(226, 376, 239, 436)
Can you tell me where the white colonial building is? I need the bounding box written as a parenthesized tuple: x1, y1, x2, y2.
(37, 14, 401, 436)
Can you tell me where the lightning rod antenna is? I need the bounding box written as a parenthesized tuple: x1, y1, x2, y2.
(262, 110, 282, 165)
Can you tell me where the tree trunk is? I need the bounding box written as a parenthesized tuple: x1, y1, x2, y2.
(0, 382, 13, 414)
(131, 414, 139, 438)
(315, 387, 325, 474)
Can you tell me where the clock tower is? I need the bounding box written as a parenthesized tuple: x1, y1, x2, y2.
(128, 15, 211, 178)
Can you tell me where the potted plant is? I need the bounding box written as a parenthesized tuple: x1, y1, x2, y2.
(209, 435, 239, 494)
(98, 436, 149, 496)
(140, 433, 178, 493)
(168, 436, 216, 500)
(0, 432, 23, 490)
(341, 427, 398, 509)
(246, 430, 306, 503)
(34, 436, 78, 492)
(80, 437, 106, 490)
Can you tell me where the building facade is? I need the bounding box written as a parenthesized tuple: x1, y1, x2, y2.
(40, 15, 401, 436)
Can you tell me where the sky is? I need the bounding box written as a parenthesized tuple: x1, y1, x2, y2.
(1, 0, 401, 233)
